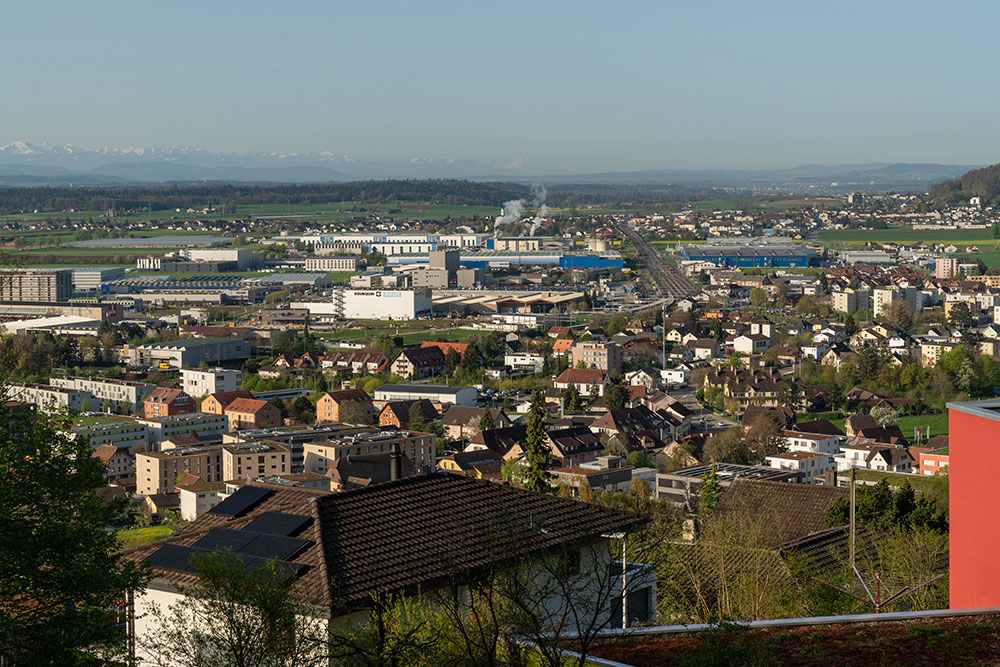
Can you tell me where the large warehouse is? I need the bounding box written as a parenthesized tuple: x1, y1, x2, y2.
(678, 244, 815, 268)
(387, 250, 623, 271)
(293, 288, 433, 321)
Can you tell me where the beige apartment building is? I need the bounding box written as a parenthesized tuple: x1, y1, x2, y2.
(302, 431, 435, 476)
(0, 269, 73, 303)
(570, 341, 623, 375)
(136, 442, 289, 495)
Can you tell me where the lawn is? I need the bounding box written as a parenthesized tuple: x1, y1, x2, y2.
(315, 327, 481, 345)
(116, 525, 176, 549)
(817, 227, 997, 246)
(797, 412, 949, 441)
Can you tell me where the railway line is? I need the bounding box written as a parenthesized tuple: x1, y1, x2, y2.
(616, 224, 699, 299)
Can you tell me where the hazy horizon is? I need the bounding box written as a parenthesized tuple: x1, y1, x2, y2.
(5, 1, 1000, 172)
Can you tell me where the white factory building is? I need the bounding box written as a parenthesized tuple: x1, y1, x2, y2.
(292, 288, 433, 321)
(374, 384, 478, 407)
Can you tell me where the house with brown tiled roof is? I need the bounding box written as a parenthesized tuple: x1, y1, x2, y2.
(92, 444, 133, 480)
(378, 399, 438, 429)
(419, 341, 469, 357)
(201, 390, 254, 415)
(438, 448, 504, 480)
(224, 397, 282, 431)
(465, 424, 528, 458)
(326, 453, 417, 491)
(316, 389, 374, 424)
(143, 387, 195, 419)
(554, 368, 608, 397)
(440, 406, 510, 442)
(391, 347, 445, 379)
(124, 475, 649, 651)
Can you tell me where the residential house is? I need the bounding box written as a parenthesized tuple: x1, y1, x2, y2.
(378, 399, 439, 429)
(316, 389, 375, 424)
(441, 406, 510, 442)
(391, 347, 445, 379)
(201, 390, 255, 416)
(143, 387, 195, 419)
(438, 448, 504, 479)
(765, 451, 836, 483)
(92, 444, 133, 480)
(554, 368, 608, 397)
(835, 442, 914, 473)
(326, 453, 417, 491)
(224, 397, 282, 431)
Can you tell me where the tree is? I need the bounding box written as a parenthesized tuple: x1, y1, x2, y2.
(478, 408, 495, 433)
(289, 396, 316, 423)
(749, 288, 768, 308)
(138, 551, 324, 667)
(743, 413, 787, 461)
(443, 348, 461, 376)
(699, 464, 724, 515)
(844, 312, 858, 336)
(604, 383, 627, 411)
(949, 301, 972, 329)
(408, 401, 431, 433)
(882, 300, 912, 331)
(562, 385, 582, 411)
(869, 404, 899, 427)
(703, 427, 750, 465)
(523, 390, 553, 493)
(0, 407, 147, 664)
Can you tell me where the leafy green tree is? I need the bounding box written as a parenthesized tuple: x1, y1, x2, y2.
(0, 407, 147, 664)
(138, 551, 324, 667)
(523, 391, 553, 493)
(562, 385, 582, 411)
(500, 459, 528, 485)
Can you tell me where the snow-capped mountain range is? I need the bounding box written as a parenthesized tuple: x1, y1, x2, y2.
(0, 141, 981, 191)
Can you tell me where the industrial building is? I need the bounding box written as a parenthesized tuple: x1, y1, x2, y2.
(387, 250, 624, 271)
(0, 269, 73, 302)
(70, 267, 125, 293)
(124, 338, 250, 369)
(0, 301, 124, 322)
(373, 384, 477, 407)
(431, 289, 588, 317)
(678, 245, 814, 268)
(292, 288, 433, 321)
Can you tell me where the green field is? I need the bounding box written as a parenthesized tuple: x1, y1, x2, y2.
(817, 227, 997, 246)
(315, 326, 480, 345)
(116, 525, 176, 549)
(801, 412, 949, 440)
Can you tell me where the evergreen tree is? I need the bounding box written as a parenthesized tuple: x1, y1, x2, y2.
(523, 390, 553, 493)
(604, 384, 627, 411)
(478, 409, 495, 433)
(699, 464, 724, 515)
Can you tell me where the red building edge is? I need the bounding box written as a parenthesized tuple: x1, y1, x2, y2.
(948, 400, 1000, 609)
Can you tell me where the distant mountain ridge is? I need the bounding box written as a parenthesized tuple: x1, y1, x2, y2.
(0, 141, 981, 190)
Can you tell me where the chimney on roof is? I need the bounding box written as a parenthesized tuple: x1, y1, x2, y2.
(389, 443, 402, 481)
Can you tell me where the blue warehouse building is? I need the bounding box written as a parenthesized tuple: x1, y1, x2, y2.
(679, 245, 815, 268)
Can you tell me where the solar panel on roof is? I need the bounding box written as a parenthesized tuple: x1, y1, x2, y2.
(243, 511, 312, 536)
(207, 486, 272, 518)
(146, 544, 207, 573)
(238, 534, 311, 561)
(192, 528, 257, 552)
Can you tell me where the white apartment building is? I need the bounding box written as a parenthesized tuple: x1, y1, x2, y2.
(180, 368, 243, 397)
(301, 430, 436, 475)
(50, 376, 154, 412)
(304, 256, 360, 272)
(73, 421, 150, 453)
(766, 451, 836, 483)
(136, 412, 228, 447)
(784, 430, 843, 455)
(504, 352, 545, 374)
(4, 383, 94, 413)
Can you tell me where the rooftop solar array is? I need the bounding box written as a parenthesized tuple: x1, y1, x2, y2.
(146, 544, 308, 579)
(207, 486, 272, 518)
(192, 528, 310, 561)
(243, 511, 312, 536)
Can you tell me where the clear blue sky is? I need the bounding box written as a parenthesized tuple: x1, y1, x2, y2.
(3, 1, 999, 171)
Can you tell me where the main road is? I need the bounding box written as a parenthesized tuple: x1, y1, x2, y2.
(615, 223, 699, 299)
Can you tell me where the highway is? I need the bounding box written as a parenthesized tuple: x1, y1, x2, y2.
(616, 223, 699, 299)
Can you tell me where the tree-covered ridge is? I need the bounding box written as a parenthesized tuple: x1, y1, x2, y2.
(930, 162, 1000, 204)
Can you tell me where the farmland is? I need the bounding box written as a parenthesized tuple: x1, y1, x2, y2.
(817, 227, 998, 246)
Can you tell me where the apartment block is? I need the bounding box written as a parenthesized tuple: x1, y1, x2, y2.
(302, 430, 435, 476)
(4, 382, 94, 412)
(0, 269, 73, 303)
(136, 412, 228, 446)
(51, 376, 155, 412)
(303, 256, 360, 272)
(570, 341, 623, 375)
(180, 368, 242, 397)
(135, 441, 289, 495)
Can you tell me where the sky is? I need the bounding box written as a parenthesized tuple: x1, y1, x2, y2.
(2, 1, 1000, 172)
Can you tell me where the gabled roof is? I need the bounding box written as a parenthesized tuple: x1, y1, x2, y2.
(396, 347, 445, 367)
(126, 475, 641, 609)
(793, 419, 845, 437)
(225, 397, 273, 415)
(554, 368, 607, 385)
(714, 480, 848, 548)
(380, 399, 438, 424)
(205, 390, 254, 408)
(321, 389, 373, 404)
